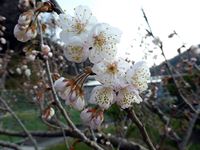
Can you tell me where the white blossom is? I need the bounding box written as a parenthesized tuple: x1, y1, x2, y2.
(16, 67, 22, 75)
(116, 85, 142, 109)
(88, 23, 122, 63)
(80, 108, 104, 129)
(89, 86, 114, 109)
(42, 107, 55, 120)
(53, 77, 68, 92)
(18, 10, 34, 26)
(92, 57, 130, 86)
(59, 5, 97, 42)
(14, 24, 37, 42)
(24, 68, 31, 77)
(126, 61, 150, 93)
(63, 36, 89, 63)
(54, 78, 85, 111)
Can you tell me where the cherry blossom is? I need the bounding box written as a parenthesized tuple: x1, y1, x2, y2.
(92, 57, 130, 86)
(88, 23, 122, 63)
(126, 61, 150, 93)
(63, 36, 89, 63)
(80, 108, 104, 129)
(116, 85, 142, 109)
(54, 77, 85, 111)
(89, 86, 114, 109)
(59, 5, 97, 42)
(42, 107, 55, 120)
(14, 24, 37, 42)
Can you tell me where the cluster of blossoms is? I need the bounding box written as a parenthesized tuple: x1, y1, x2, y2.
(16, 64, 31, 78)
(53, 5, 151, 129)
(14, 1, 54, 42)
(0, 15, 6, 51)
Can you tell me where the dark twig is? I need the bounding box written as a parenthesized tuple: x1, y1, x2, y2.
(0, 140, 22, 150)
(0, 97, 38, 150)
(179, 106, 200, 150)
(141, 8, 197, 113)
(126, 108, 156, 150)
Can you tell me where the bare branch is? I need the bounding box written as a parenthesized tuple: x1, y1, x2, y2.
(141, 8, 197, 113)
(126, 108, 156, 150)
(0, 140, 22, 150)
(0, 97, 38, 150)
(0, 128, 148, 150)
(179, 107, 200, 150)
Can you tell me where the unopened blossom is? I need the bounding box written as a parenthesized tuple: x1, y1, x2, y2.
(21, 65, 28, 70)
(18, 0, 35, 11)
(116, 85, 142, 109)
(18, 10, 34, 26)
(88, 23, 122, 63)
(26, 54, 36, 61)
(26, 50, 38, 61)
(41, 44, 52, 59)
(16, 67, 22, 75)
(92, 57, 130, 86)
(53, 77, 68, 92)
(80, 108, 104, 129)
(126, 61, 150, 93)
(63, 36, 89, 63)
(25, 68, 31, 77)
(89, 86, 114, 109)
(42, 107, 55, 120)
(0, 38, 6, 44)
(59, 5, 97, 42)
(14, 24, 37, 42)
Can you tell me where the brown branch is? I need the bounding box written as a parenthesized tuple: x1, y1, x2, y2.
(0, 97, 38, 150)
(126, 108, 156, 150)
(141, 8, 197, 113)
(50, 0, 64, 14)
(0, 129, 147, 150)
(37, 18, 104, 149)
(0, 140, 22, 150)
(179, 107, 200, 150)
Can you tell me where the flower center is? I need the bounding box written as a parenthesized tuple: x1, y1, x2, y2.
(106, 63, 118, 75)
(94, 32, 106, 47)
(75, 22, 85, 34)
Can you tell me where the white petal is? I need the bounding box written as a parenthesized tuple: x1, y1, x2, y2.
(53, 77, 67, 92)
(89, 86, 113, 109)
(117, 85, 142, 109)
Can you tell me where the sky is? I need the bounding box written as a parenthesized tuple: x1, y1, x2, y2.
(56, 0, 200, 66)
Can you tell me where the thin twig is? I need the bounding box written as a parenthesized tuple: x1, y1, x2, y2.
(0, 140, 22, 150)
(141, 8, 197, 113)
(0, 97, 38, 150)
(179, 106, 200, 150)
(38, 17, 104, 150)
(126, 108, 156, 150)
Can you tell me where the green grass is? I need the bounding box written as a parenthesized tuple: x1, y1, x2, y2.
(45, 139, 92, 150)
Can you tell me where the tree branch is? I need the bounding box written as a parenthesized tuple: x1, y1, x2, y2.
(179, 107, 200, 150)
(0, 129, 148, 150)
(0, 140, 22, 150)
(126, 108, 156, 150)
(0, 97, 38, 150)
